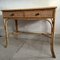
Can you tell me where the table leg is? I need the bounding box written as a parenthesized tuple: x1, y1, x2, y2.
(50, 20, 56, 58)
(4, 19, 8, 48)
(14, 20, 19, 39)
(15, 20, 18, 32)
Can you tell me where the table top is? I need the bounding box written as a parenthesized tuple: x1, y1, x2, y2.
(1, 6, 57, 11)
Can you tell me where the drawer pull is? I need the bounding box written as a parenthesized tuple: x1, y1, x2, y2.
(35, 13, 39, 16)
(10, 13, 14, 16)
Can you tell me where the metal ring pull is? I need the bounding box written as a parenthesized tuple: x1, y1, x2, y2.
(10, 13, 14, 16)
(35, 13, 39, 16)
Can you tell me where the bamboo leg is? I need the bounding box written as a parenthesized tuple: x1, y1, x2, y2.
(14, 20, 18, 39)
(15, 20, 18, 32)
(50, 20, 56, 58)
(4, 19, 8, 48)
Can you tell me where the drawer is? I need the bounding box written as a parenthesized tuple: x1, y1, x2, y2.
(24, 10, 53, 18)
(3, 11, 23, 18)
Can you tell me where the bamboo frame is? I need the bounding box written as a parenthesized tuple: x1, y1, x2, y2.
(2, 7, 56, 58)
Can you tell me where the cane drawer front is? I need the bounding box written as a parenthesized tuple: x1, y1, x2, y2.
(3, 11, 24, 18)
(24, 9, 53, 18)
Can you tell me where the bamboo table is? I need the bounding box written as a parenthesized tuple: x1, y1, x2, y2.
(2, 7, 57, 58)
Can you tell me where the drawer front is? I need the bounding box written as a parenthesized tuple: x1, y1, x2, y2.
(3, 11, 23, 18)
(24, 10, 53, 18)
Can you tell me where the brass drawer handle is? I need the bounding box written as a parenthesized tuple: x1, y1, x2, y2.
(10, 13, 14, 16)
(35, 13, 39, 16)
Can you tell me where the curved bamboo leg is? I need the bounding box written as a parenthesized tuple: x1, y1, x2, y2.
(43, 19, 56, 58)
(50, 19, 56, 58)
(4, 19, 8, 48)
